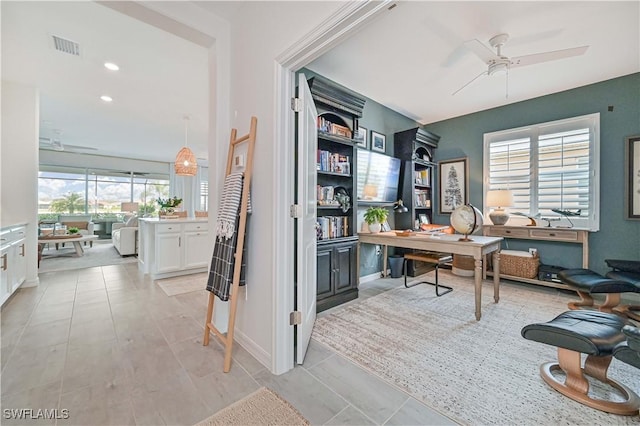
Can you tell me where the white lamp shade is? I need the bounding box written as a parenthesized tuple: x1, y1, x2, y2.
(486, 189, 514, 208)
(121, 202, 139, 213)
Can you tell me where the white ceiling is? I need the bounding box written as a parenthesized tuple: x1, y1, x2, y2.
(308, 1, 640, 124)
(2, 1, 638, 164)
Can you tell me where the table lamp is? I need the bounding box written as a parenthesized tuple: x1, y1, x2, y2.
(393, 199, 409, 213)
(363, 184, 378, 200)
(121, 202, 139, 215)
(486, 189, 513, 225)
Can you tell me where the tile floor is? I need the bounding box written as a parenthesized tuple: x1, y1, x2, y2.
(1, 263, 457, 426)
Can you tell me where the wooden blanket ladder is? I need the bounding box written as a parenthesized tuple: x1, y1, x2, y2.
(203, 116, 257, 373)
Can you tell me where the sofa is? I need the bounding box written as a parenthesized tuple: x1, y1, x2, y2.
(58, 214, 95, 247)
(112, 215, 138, 256)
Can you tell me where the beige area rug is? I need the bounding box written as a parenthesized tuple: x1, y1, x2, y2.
(157, 272, 208, 296)
(38, 239, 137, 273)
(194, 387, 309, 426)
(313, 270, 640, 425)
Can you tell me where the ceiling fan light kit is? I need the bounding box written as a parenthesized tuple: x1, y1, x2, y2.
(453, 33, 589, 97)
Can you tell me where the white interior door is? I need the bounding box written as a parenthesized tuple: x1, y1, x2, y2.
(295, 73, 317, 364)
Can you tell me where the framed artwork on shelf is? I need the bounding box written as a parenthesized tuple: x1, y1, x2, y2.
(381, 221, 391, 232)
(354, 126, 368, 149)
(438, 157, 469, 214)
(626, 135, 640, 219)
(371, 131, 386, 152)
(418, 214, 429, 225)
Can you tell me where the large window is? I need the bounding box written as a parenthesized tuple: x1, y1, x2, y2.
(483, 113, 600, 230)
(38, 165, 169, 219)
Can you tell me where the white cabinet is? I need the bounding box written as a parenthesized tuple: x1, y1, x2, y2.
(1, 225, 27, 306)
(138, 219, 211, 279)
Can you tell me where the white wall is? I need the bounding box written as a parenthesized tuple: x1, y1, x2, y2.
(1, 80, 40, 287)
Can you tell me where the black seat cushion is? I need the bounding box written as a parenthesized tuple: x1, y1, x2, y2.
(614, 325, 640, 368)
(558, 268, 638, 293)
(521, 310, 627, 356)
(605, 271, 640, 288)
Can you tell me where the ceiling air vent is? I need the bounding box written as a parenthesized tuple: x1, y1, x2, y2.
(52, 35, 80, 56)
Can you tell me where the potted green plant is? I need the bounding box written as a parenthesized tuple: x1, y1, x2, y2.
(68, 227, 79, 234)
(157, 196, 183, 216)
(363, 206, 388, 233)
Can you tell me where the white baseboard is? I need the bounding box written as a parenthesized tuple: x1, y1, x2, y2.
(359, 270, 388, 284)
(234, 328, 271, 372)
(21, 277, 39, 288)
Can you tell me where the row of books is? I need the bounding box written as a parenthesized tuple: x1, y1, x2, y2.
(414, 169, 430, 186)
(317, 117, 352, 139)
(317, 150, 351, 175)
(316, 216, 349, 240)
(415, 190, 432, 208)
(317, 185, 340, 206)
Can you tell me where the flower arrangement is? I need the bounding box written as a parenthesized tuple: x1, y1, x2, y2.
(157, 196, 183, 208)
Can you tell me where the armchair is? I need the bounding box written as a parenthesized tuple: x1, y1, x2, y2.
(57, 214, 95, 247)
(112, 216, 138, 256)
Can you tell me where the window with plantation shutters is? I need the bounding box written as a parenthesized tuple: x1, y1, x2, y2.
(483, 113, 600, 231)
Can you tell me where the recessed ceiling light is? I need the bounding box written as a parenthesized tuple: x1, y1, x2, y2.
(104, 62, 119, 71)
(100, 95, 113, 102)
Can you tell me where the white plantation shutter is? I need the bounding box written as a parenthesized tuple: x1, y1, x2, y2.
(484, 113, 599, 230)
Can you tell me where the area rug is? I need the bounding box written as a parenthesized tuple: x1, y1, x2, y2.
(194, 387, 309, 426)
(312, 271, 640, 425)
(157, 272, 208, 296)
(38, 239, 137, 273)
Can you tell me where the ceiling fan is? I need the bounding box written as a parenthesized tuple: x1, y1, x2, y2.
(452, 33, 589, 97)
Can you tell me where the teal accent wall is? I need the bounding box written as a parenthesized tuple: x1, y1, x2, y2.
(300, 68, 422, 277)
(426, 73, 640, 274)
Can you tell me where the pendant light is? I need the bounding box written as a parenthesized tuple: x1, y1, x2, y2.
(174, 115, 197, 176)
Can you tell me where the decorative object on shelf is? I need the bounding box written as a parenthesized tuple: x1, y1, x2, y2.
(450, 204, 483, 241)
(393, 199, 408, 213)
(371, 130, 386, 153)
(551, 208, 581, 228)
(511, 211, 539, 226)
(354, 126, 368, 149)
(625, 135, 640, 220)
(157, 196, 183, 216)
(439, 157, 469, 214)
(334, 186, 351, 213)
(363, 206, 389, 233)
(175, 115, 197, 176)
(418, 213, 430, 225)
(486, 189, 514, 225)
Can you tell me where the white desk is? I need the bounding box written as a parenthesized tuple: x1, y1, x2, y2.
(38, 234, 98, 257)
(358, 231, 503, 320)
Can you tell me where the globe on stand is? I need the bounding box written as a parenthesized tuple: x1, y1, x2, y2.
(450, 204, 483, 241)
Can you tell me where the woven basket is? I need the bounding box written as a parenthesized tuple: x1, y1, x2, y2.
(499, 250, 539, 279)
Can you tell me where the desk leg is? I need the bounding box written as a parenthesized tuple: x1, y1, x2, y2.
(382, 245, 388, 277)
(474, 257, 482, 321)
(493, 250, 500, 303)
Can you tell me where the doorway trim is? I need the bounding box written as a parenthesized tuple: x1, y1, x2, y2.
(271, 0, 395, 374)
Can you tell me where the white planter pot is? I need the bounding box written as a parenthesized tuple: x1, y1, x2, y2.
(368, 222, 381, 233)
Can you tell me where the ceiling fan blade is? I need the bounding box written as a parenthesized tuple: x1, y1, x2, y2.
(464, 39, 500, 64)
(452, 70, 488, 96)
(510, 45, 588, 68)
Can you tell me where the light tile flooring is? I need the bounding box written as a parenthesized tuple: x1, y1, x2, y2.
(1, 263, 456, 426)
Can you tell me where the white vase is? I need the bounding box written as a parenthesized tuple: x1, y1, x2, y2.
(369, 222, 381, 233)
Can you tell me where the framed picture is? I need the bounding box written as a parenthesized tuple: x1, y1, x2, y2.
(438, 157, 469, 214)
(354, 126, 368, 149)
(371, 131, 386, 152)
(381, 221, 391, 232)
(626, 135, 640, 219)
(418, 214, 429, 225)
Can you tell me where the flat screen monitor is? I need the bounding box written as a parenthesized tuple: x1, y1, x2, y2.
(356, 150, 401, 203)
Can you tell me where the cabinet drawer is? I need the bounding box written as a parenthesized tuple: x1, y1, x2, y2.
(530, 229, 578, 241)
(156, 223, 180, 233)
(184, 222, 208, 232)
(487, 227, 530, 238)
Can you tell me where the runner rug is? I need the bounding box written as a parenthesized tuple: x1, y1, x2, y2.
(312, 271, 640, 425)
(194, 387, 309, 426)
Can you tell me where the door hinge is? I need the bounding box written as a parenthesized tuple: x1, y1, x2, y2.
(291, 97, 301, 112)
(290, 311, 302, 326)
(290, 204, 302, 218)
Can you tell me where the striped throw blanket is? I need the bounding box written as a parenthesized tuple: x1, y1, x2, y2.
(207, 173, 251, 301)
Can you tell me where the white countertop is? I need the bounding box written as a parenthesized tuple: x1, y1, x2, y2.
(139, 218, 209, 224)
